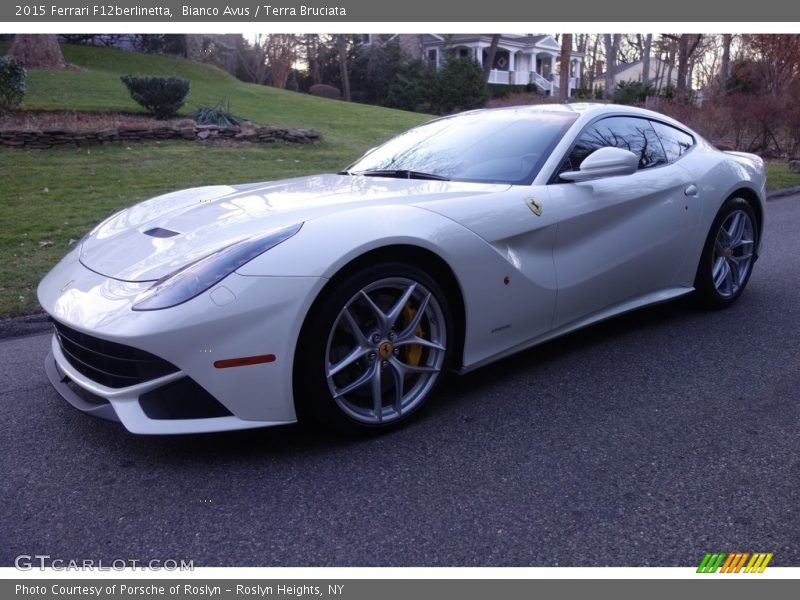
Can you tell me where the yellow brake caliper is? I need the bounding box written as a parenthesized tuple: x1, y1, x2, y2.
(402, 303, 424, 368)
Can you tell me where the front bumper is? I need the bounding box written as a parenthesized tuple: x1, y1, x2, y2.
(38, 250, 327, 434)
(45, 340, 278, 434)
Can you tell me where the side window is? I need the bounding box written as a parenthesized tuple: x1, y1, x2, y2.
(559, 116, 667, 175)
(650, 121, 694, 163)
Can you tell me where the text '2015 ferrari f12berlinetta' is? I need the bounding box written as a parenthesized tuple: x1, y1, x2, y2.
(38, 103, 766, 434)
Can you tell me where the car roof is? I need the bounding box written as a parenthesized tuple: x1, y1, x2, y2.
(484, 102, 662, 119)
(471, 102, 699, 137)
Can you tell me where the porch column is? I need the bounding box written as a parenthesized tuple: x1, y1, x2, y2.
(549, 54, 555, 80)
(475, 46, 483, 66)
(575, 59, 582, 82)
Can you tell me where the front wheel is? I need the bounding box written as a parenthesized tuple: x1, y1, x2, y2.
(695, 197, 758, 308)
(294, 263, 453, 433)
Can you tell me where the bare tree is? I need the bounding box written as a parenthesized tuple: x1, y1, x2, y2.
(8, 34, 66, 69)
(666, 34, 703, 102)
(575, 33, 589, 88)
(641, 34, 653, 86)
(741, 34, 800, 97)
(237, 34, 268, 84)
(603, 34, 620, 100)
(305, 34, 322, 86)
(559, 34, 572, 101)
(617, 35, 640, 64)
(720, 33, 733, 94)
(265, 35, 300, 89)
(587, 34, 600, 90)
(658, 35, 678, 96)
(336, 35, 351, 101)
(483, 34, 501, 83)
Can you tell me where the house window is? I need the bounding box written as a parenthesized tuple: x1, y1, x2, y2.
(458, 48, 470, 59)
(426, 48, 438, 67)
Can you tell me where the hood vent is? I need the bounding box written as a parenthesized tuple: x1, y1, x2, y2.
(143, 227, 180, 238)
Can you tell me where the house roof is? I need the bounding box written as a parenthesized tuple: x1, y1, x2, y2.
(599, 57, 669, 79)
(421, 34, 584, 57)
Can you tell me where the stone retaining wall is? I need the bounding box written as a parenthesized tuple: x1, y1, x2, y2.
(0, 125, 321, 149)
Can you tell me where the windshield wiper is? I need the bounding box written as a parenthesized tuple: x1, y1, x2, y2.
(355, 169, 450, 181)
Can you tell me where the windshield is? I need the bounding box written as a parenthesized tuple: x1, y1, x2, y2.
(346, 109, 578, 185)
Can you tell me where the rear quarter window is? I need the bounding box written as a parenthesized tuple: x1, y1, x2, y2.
(650, 121, 694, 163)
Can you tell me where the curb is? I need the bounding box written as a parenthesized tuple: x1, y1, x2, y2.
(0, 312, 50, 340)
(767, 185, 800, 200)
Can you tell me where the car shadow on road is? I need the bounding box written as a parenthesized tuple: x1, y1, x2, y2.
(91, 293, 710, 463)
(440, 294, 702, 403)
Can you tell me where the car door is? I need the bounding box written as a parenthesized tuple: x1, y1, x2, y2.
(549, 116, 701, 329)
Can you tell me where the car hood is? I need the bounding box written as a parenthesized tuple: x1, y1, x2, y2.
(80, 174, 508, 282)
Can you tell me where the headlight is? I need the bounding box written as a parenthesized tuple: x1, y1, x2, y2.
(132, 223, 302, 311)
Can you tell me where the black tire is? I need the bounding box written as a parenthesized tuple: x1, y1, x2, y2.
(294, 262, 453, 434)
(695, 196, 758, 309)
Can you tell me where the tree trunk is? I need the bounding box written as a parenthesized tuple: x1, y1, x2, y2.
(559, 34, 572, 101)
(603, 34, 618, 100)
(665, 40, 676, 96)
(337, 35, 351, 102)
(676, 35, 690, 101)
(483, 34, 500, 83)
(588, 34, 599, 89)
(8, 34, 66, 69)
(642, 34, 652, 86)
(306, 34, 321, 85)
(576, 34, 588, 88)
(675, 34, 702, 103)
(654, 52, 663, 95)
(720, 33, 732, 95)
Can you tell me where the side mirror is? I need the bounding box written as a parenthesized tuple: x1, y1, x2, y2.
(560, 147, 639, 182)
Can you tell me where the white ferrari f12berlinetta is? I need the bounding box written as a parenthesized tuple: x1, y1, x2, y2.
(38, 103, 766, 434)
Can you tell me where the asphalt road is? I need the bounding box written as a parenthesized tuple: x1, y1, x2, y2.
(2, 195, 799, 568)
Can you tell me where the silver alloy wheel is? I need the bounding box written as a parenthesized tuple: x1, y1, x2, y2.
(324, 277, 447, 425)
(712, 207, 755, 299)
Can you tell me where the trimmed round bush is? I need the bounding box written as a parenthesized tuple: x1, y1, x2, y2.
(120, 75, 190, 118)
(0, 57, 26, 113)
(309, 84, 341, 99)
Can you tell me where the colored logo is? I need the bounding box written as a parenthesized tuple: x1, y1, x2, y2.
(697, 552, 773, 573)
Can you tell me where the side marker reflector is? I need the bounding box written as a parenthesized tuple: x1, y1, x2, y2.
(214, 354, 276, 369)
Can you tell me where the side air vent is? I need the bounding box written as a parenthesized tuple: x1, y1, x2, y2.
(139, 377, 233, 420)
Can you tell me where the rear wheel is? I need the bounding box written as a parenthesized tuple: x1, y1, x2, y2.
(695, 197, 758, 308)
(295, 262, 452, 433)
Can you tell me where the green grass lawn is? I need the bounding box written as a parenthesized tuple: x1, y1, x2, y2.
(766, 161, 800, 191)
(0, 44, 429, 317)
(2, 44, 799, 318)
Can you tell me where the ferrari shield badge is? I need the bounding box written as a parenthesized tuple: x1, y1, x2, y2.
(525, 197, 543, 217)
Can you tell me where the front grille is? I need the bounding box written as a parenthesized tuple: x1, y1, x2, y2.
(53, 320, 179, 389)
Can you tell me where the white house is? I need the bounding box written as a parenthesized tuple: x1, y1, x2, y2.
(597, 58, 679, 93)
(367, 34, 585, 97)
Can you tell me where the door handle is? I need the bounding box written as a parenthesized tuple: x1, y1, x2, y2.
(684, 184, 699, 197)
